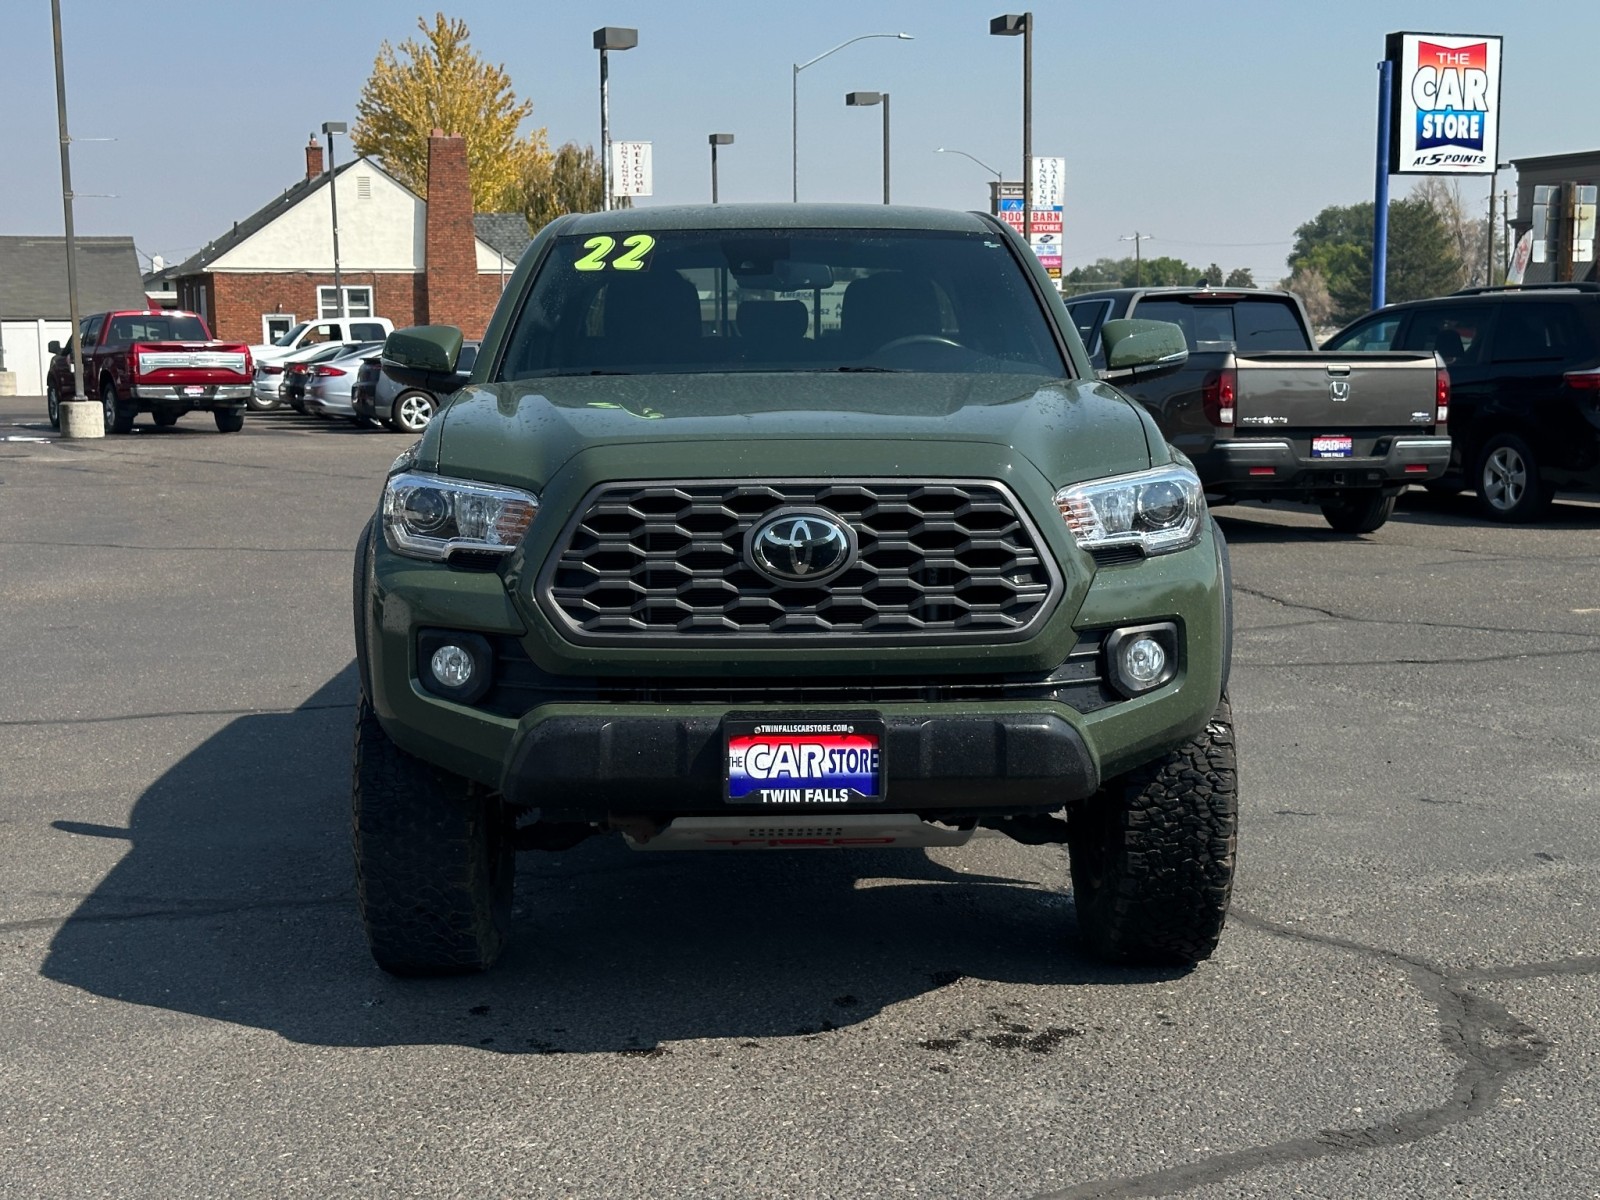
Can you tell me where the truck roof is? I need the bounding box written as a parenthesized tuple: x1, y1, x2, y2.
(551, 203, 998, 236)
(1067, 287, 1295, 302)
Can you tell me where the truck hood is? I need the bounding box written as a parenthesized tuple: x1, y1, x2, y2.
(426, 373, 1153, 491)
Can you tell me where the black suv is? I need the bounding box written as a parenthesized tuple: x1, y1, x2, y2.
(1326, 283, 1600, 521)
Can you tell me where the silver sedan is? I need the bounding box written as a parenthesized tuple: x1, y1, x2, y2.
(304, 342, 386, 422)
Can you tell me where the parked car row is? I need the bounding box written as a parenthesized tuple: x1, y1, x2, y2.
(1323, 281, 1600, 522)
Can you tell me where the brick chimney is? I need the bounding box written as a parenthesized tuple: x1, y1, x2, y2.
(304, 134, 324, 180)
(422, 129, 481, 332)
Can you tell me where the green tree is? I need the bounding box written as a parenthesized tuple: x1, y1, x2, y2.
(353, 13, 548, 211)
(1224, 267, 1256, 287)
(513, 142, 630, 231)
(1199, 262, 1225, 286)
(1288, 198, 1463, 326)
(1062, 254, 1202, 289)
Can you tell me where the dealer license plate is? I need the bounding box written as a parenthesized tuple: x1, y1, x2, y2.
(1312, 435, 1353, 458)
(183, 385, 207, 396)
(725, 719, 885, 805)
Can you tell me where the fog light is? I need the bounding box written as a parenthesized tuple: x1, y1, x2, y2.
(430, 644, 475, 688)
(417, 629, 494, 704)
(1103, 622, 1179, 698)
(1120, 636, 1167, 686)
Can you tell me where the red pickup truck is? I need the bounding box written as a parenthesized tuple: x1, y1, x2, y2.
(47, 310, 254, 434)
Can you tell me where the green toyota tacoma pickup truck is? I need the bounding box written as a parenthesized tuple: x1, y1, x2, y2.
(351, 204, 1237, 976)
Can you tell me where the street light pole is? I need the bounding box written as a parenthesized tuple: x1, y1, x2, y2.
(322, 121, 347, 319)
(593, 27, 639, 212)
(989, 14, 1033, 243)
(50, 0, 85, 408)
(709, 133, 734, 203)
(792, 32, 912, 202)
(845, 92, 891, 204)
(934, 147, 1003, 182)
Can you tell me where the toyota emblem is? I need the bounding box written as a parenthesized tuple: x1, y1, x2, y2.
(745, 509, 858, 586)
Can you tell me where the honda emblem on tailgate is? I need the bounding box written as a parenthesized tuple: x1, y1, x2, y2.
(1329, 380, 1351, 401)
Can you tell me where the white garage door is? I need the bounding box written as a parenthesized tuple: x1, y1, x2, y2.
(0, 320, 72, 397)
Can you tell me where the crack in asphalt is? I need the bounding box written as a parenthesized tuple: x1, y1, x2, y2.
(0, 701, 353, 728)
(0, 894, 349, 934)
(0, 538, 350, 553)
(1029, 910, 1597, 1200)
(1236, 644, 1600, 669)
(1233, 583, 1600, 642)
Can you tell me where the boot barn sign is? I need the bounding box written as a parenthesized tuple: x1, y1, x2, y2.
(1386, 31, 1503, 175)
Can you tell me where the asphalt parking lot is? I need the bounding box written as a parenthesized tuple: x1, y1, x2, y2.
(1, 393, 1596, 1199)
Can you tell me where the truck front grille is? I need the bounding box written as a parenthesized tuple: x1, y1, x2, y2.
(538, 479, 1059, 644)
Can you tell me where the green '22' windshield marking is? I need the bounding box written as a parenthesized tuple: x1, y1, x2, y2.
(574, 234, 656, 271)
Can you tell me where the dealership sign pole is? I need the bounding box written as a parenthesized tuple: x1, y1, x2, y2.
(1375, 32, 1504, 307)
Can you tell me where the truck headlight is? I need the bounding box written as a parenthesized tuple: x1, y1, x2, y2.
(382, 470, 538, 562)
(1054, 466, 1205, 557)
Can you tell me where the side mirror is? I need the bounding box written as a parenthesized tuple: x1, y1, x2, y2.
(1100, 319, 1189, 378)
(381, 325, 463, 392)
(47, 340, 62, 355)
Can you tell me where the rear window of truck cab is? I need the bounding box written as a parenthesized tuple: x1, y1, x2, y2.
(1131, 295, 1312, 354)
(496, 228, 1068, 379)
(105, 314, 208, 342)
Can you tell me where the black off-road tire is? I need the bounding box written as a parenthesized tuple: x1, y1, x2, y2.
(1068, 697, 1238, 966)
(104, 381, 136, 434)
(152, 408, 180, 427)
(213, 409, 245, 433)
(1319, 489, 1396, 534)
(47, 385, 62, 430)
(1474, 431, 1552, 522)
(351, 697, 514, 975)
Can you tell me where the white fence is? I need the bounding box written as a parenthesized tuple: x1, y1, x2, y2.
(0, 319, 73, 397)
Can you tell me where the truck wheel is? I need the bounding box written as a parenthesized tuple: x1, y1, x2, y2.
(393, 391, 436, 434)
(213, 409, 245, 433)
(1068, 696, 1238, 966)
(153, 408, 180, 428)
(47, 386, 61, 431)
(103, 381, 135, 434)
(1474, 432, 1552, 522)
(1318, 490, 1396, 534)
(352, 697, 514, 976)
(247, 392, 280, 413)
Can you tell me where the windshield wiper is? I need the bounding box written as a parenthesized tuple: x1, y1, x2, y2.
(533, 369, 636, 377)
(831, 365, 908, 373)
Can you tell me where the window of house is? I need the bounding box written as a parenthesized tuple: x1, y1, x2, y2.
(262, 314, 297, 343)
(318, 286, 373, 319)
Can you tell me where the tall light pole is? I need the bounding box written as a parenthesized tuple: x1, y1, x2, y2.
(50, 0, 87, 421)
(593, 26, 638, 212)
(321, 121, 347, 319)
(989, 14, 1032, 243)
(792, 32, 911, 202)
(935, 146, 1003, 182)
(845, 92, 890, 204)
(709, 133, 734, 203)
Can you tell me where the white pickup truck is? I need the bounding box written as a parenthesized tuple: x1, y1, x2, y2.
(251, 317, 394, 366)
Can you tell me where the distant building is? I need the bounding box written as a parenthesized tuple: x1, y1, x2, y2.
(1507, 150, 1600, 285)
(167, 133, 533, 345)
(0, 235, 145, 396)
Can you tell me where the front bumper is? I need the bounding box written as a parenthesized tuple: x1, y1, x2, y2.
(133, 383, 251, 406)
(1200, 434, 1451, 495)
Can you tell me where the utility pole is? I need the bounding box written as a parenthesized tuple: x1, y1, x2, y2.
(1120, 232, 1153, 285)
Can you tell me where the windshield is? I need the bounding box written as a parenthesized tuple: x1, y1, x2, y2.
(273, 323, 308, 347)
(107, 314, 209, 342)
(496, 228, 1067, 379)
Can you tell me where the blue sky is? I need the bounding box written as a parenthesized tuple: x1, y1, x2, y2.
(4, 0, 1594, 283)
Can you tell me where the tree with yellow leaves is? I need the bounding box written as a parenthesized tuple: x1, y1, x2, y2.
(353, 13, 548, 211)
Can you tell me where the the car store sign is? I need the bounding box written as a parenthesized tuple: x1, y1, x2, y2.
(1386, 31, 1503, 175)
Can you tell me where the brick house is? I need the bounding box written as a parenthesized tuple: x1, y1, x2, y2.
(169, 132, 531, 344)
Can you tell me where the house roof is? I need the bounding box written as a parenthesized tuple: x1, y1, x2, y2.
(474, 214, 533, 263)
(169, 159, 364, 279)
(170, 154, 535, 279)
(0, 235, 147, 320)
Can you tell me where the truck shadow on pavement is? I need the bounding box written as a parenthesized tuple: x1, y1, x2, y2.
(41, 667, 1177, 1055)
